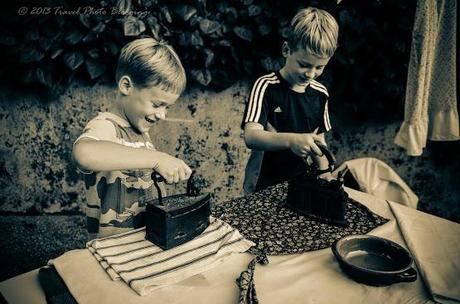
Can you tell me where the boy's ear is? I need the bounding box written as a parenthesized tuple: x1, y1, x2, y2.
(118, 76, 133, 96)
(282, 41, 291, 58)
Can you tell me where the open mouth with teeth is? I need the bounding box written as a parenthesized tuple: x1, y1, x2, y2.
(145, 116, 156, 124)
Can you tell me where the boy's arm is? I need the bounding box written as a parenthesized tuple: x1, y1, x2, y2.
(73, 138, 191, 184)
(244, 122, 325, 156)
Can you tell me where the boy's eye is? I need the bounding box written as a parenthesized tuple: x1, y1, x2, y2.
(298, 62, 325, 70)
(152, 101, 163, 107)
(299, 63, 311, 68)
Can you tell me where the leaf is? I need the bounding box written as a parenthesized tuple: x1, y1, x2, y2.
(79, 15, 91, 28)
(199, 18, 220, 34)
(106, 42, 119, 56)
(160, 5, 172, 23)
(339, 11, 353, 25)
(177, 32, 191, 46)
(233, 26, 253, 41)
(242, 60, 254, 74)
(83, 22, 106, 43)
(203, 48, 214, 67)
(82, 32, 97, 43)
(117, 0, 132, 15)
(65, 30, 84, 45)
(23, 69, 36, 83)
(25, 29, 39, 41)
(146, 16, 160, 39)
(248, 5, 261, 16)
(85, 58, 106, 80)
(142, 0, 155, 7)
(56, 16, 65, 28)
(225, 7, 238, 19)
(87, 48, 100, 59)
(39, 37, 52, 51)
(23, 68, 52, 86)
(218, 39, 231, 47)
(123, 16, 146, 36)
(278, 26, 290, 39)
(35, 68, 52, 86)
(221, 24, 230, 33)
(261, 57, 273, 71)
(50, 48, 64, 59)
(93, 22, 106, 33)
(241, 0, 253, 5)
(196, 0, 207, 13)
(191, 69, 212, 86)
(47, 29, 63, 42)
(217, 1, 228, 12)
(190, 30, 204, 46)
(63, 51, 84, 70)
(260, 57, 283, 71)
(258, 24, 271, 36)
(19, 48, 44, 63)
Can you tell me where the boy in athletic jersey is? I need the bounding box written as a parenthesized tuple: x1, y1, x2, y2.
(241, 7, 339, 192)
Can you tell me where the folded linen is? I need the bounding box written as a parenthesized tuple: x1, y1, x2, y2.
(86, 217, 255, 296)
(389, 201, 460, 304)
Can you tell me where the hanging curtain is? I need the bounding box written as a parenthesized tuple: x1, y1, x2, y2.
(394, 0, 458, 156)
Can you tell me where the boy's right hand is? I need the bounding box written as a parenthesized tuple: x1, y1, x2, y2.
(288, 132, 325, 158)
(152, 152, 192, 184)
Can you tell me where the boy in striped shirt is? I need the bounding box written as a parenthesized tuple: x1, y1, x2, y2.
(73, 38, 192, 239)
(241, 7, 339, 192)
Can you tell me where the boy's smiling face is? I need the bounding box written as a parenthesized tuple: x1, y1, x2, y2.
(280, 43, 331, 90)
(118, 76, 179, 133)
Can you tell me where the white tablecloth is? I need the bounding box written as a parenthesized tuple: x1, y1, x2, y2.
(1, 188, 458, 303)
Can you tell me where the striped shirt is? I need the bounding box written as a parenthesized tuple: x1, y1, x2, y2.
(75, 112, 165, 239)
(241, 71, 332, 191)
(86, 217, 254, 296)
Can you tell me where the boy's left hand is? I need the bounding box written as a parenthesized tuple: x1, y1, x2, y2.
(318, 171, 335, 181)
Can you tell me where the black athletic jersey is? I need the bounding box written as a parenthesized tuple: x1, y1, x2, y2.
(241, 71, 332, 190)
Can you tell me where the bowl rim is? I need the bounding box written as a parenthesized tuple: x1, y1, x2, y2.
(332, 234, 414, 275)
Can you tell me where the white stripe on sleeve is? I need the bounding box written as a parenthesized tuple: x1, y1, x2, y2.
(245, 73, 279, 124)
(324, 100, 332, 131)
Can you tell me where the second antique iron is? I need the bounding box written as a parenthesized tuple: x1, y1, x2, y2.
(285, 143, 348, 226)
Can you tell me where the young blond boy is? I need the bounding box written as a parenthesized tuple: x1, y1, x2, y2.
(73, 38, 192, 239)
(242, 7, 339, 192)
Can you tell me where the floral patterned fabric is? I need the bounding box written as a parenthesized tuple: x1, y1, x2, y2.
(212, 182, 388, 256)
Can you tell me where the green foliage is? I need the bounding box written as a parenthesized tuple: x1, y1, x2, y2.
(0, 0, 415, 121)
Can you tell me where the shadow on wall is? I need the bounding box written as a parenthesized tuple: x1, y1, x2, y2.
(0, 83, 458, 222)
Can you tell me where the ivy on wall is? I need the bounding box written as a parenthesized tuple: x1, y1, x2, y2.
(0, 0, 415, 121)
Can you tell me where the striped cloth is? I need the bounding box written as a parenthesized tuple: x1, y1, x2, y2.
(86, 217, 255, 296)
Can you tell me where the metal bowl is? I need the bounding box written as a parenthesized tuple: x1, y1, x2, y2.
(332, 235, 417, 286)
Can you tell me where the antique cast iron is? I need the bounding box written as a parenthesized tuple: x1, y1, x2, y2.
(286, 144, 348, 226)
(145, 171, 211, 250)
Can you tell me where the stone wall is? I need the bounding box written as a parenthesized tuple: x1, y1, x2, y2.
(0, 83, 458, 221)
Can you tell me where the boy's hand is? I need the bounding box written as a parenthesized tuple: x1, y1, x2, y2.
(152, 152, 192, 184)
(289, 132, 325, 158)
(318, 172, 335, 181)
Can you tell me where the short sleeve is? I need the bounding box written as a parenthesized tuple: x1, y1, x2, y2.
(74, 117, 118, 144)
(241, 74, 278, 129)
(73, 116, 118, 174)
(318, 99, 332, 133)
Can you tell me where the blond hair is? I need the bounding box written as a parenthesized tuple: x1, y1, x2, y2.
(287, 7, 339, 58)
(116, 38, 186, 94)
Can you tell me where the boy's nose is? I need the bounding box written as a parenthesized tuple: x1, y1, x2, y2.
(154, 111, 166, 120)
(304, 70, 315, 79)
